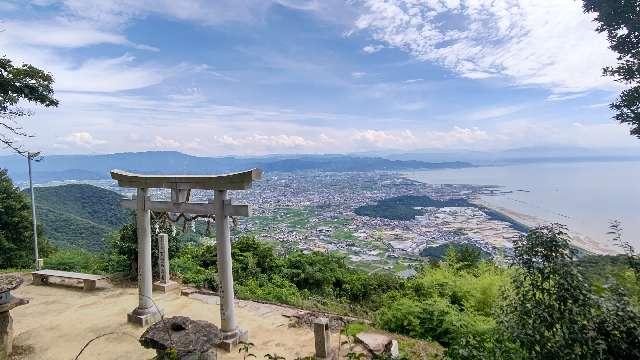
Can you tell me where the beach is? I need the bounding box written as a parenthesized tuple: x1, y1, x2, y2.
(404, 161, 640, 254)
(471, 198, 619, 255)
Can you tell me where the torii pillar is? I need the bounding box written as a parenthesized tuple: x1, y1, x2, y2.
(111, 168, 262, 350)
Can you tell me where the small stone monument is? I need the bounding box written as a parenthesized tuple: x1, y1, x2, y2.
(313, 317, 333, 359)
(153, 233, 178, 293)
(0, 275, 28, 360)
(140, 316, 221, 360)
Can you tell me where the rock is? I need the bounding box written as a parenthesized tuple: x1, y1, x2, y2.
(140, 316, 221, 360)
(180, 287, 197, 297)
(355, 332, 393, 355)
(385, 339, 399, 358)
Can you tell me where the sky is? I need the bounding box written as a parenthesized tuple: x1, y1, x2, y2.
(1, 0, 639, 156)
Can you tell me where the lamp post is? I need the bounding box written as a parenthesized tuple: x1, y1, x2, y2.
(27, 152, 41, 270)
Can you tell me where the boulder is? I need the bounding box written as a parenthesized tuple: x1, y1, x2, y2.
(354, 332, 392, 355)
(140, 316, 221, 360)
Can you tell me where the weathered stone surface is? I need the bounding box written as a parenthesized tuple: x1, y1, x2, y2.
(0, 311, 13, 360)
(0, 297, 28, 314)
(0, 275, 23, 294)
(355, 332, 392, 355)
(386, 339, 400, 358)
(313, 317, 332, 359)
(140, 316, 221, 359)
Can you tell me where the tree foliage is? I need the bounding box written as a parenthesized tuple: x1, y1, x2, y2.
(108, 216, 183, 279)
(583, 0, 640, 137)
(499, 224, 640, 360)
(0, 57, 58, 155)
(502, 224, 598, 359)
(0, 168, 52, 268)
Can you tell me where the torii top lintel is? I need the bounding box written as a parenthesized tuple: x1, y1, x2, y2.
(110, 168, 262, 190)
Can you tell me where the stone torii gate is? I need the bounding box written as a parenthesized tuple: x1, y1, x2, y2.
(111, 168, 262, 349)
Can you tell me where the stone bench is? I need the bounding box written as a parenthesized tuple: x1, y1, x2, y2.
(31, 270, 107, 291)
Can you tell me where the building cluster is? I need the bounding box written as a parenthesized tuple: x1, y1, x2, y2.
(100, 171, 522, 274)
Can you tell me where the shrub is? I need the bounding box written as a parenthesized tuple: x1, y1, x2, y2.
(45, 249, 104, 274)
(236, 275, 303, 307)
(170, 250, 217, 289)
(500, 224, 640, 359)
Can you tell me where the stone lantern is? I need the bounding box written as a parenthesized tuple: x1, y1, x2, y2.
(0, 275, 28, 360)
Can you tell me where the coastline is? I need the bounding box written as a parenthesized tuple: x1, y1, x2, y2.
(471, 197, 619, 255)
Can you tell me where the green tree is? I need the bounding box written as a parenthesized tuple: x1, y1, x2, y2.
(0, 168, 52, 268)
(503, 224, 597, 359)
(583, 0, 640, 137)
(502, 224, 640, 359)
(108, 216, 183, 279)
(0, 57, 58, 155)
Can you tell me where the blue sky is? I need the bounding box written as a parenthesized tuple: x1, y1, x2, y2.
(1, 0, 638, 155)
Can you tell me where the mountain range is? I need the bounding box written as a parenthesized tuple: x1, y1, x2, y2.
(1, 151, 470, 183)
(3, 146, 640, 184)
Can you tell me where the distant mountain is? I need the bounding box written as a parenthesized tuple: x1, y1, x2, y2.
(23, 184, 132, 251)
(1, 151, 472, 182)
(384, 146, 640, 165)
(262, 156, 468, 172)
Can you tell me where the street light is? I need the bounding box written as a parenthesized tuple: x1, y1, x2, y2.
(27, 152, 42, 270)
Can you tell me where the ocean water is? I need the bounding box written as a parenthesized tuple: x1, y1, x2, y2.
(406, 161, 640, 249)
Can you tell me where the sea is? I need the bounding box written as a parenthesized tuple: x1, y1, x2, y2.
(405, 161, 640, 250)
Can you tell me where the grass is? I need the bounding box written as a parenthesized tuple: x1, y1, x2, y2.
(398, 336, 445, 359)
(343, 322, 369, 336)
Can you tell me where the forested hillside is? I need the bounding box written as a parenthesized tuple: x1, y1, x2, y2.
(23, 184, 131, 251)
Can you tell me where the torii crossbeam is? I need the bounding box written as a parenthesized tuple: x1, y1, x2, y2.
(111, 168, 262, 351)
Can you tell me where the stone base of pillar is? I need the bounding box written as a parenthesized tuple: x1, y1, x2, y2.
(153, 280, 179, 293)
(314, 351, 336, 360)
(0, 311, 13, 360)
(217, 328, 248, 352)
(127, 307, 162, 327)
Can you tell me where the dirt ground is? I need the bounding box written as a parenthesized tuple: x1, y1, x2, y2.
(8, 274, 349, 360)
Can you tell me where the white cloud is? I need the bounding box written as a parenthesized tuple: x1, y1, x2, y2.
(351, 127, 490, 149)
(0, 22, 168, 93)
(396, 101, 426, 111)
(215, 134, 315, 148)
(12, 87, 639, 154)
(363, 44, 384, 53)
(351, 71, 367, 79)
(583, 102, 611, 109)
(153, 136, 180, 148)
(492, 119, 640, 149)
(352, 129, 416, 146)
(465, 105, 524, 121)
(2, 19, 157, 50)
(62, 132, 107, 147)
(355, 0, 619, 93)
(546, 93, 588, 102)
(53, 55, 166, 92)
(38, 0, 353, 28)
